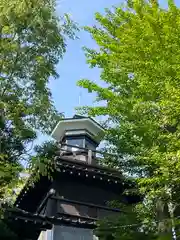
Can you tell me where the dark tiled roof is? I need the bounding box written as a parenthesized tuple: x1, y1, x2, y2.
(6, 208, 96, 240)
(8, 208, 96, 229)
(15, 174, 52, 211)
(15, 156, 136, 211)
(55, 155, 124, 184)
(6, 155, 140, 240)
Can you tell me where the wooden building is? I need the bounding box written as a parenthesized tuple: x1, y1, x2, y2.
(6, 115, 139, 240)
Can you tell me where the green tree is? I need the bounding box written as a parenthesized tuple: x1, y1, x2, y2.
(0, 0, 77, 203)
(95, 204, 158, 240)
(0, 0, 77, 238)
(77, 0, 180, 238)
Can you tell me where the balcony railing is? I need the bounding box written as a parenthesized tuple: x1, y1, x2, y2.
(58, 143, 121, 168)
(51, 196, 121, 220)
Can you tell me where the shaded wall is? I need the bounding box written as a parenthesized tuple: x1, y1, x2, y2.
(40, 176, 122, 240)
(46, 178, 122, 219)
(54, 178, 121, 204)
(53, 226, 98, 240)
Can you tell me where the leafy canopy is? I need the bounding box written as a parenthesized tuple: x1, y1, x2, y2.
(0, 0, 77, 237)
(77, 0, 180, 238)
(0, 0, 77, 134)
(0, 0, 77, 201)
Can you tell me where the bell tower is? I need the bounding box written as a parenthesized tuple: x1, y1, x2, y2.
(7, 115, 141, 240)
(51, 115, 104, 164)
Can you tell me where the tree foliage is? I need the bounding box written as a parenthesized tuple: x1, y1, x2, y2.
(30, 140, 59, 181)
(0, 0, 77, 134)
(95, 204, 159, 240)
(0, 0, 77, 204)
(77, 0, 180, 238)
(0, 0, 77, 237)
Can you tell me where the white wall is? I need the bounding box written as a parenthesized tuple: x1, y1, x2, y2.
(53, 225, 98, 240)
(38, 230, 53, 240)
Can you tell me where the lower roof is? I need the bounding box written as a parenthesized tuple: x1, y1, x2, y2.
(15, 155, 140, 211)
(15, 156, 139, 212)
(8, 156, 140, 239)
(6, 208, 96, 240)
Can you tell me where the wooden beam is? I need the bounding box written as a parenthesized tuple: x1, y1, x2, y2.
(51, 196, 122, 213)
(36, 189, 55, 214)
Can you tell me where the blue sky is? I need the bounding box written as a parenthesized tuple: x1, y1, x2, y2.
(37, 0, 178, 145)
(37, 0, 122, 144)
(51, 0, 122, 118)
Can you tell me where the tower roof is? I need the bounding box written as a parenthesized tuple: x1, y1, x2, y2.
(51, 115, 105, 143)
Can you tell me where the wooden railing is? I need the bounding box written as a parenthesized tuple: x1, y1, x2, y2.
(51, 196, 121, 213)
(58, 143, 121, 169)
(51, 196, 121, 220)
